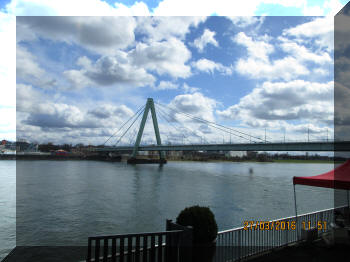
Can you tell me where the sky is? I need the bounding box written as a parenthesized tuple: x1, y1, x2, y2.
(0, 0, 349, 146)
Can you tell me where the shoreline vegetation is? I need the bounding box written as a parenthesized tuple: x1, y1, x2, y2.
(0, 154, 341, 164)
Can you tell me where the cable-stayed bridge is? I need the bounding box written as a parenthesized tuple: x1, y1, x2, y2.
(92, 98, 349, 163)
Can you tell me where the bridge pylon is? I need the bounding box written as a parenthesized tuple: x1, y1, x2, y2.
(128, 98, 166, 164)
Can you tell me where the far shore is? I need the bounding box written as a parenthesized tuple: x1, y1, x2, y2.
(0, 154, 341, 164)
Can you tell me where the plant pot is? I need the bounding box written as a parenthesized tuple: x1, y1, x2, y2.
(193, 238, 217, 262)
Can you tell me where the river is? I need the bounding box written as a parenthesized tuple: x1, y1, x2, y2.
(1, 160, 334, 260)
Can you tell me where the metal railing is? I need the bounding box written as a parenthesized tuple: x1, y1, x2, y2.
(87, 230, 184, 262)
(214, 206, 347, 262)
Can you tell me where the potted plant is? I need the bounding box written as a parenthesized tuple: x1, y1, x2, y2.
(176, 205, 218, 262)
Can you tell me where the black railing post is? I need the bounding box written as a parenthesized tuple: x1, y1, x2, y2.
(135, 236, 140, 262)
(143, 236, 148, 262)
(181, 226, 193, 262)
(127, 236, 133, 262)
(87, 238, 92, 262)
(95, 239, 100, 262)
(120, 237, 125, 262)
(112, 238, 116, 262)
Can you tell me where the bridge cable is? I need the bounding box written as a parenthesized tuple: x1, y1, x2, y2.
(114, 106, 145, 146)
(155, 102, 263, 143)
(156, 106, 194, 145)
(102, 104, 145, 146)
(155, 101, 268, 143)
(156, 105, 209, 144)
(155, 102, 251, 142)
(156, 102, 238, 143)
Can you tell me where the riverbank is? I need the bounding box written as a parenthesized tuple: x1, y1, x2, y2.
(0, 154, 121, 161)
(168, 159, 339, 164)
(0, 154, 338, 164)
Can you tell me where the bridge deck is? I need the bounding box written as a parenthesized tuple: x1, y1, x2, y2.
(93, 141, 350, 152)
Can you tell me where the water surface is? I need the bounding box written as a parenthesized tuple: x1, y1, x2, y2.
(1, 160, 336, 259)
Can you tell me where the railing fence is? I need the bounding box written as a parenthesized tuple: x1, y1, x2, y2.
(86, 220, 192, 262)
(214, 206, 347, 262)
(86, 206, 347, 262)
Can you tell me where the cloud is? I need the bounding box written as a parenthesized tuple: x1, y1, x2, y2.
(169, 92, 217, 122)
(283, 17, 334, 51)
(17, 96, 137, 145)
(233, 29, 333, 81)
(17, 83, 135, 130)
(129, 37, 192, 78)
(279, 38, 332, 64)
(17, 16, 137, 55)
(17, 45, 56, 88)
(192, 58, 233, 75)
(217, 80, 334, 127)
(88, 104, 134, 119)
(233, 32, 274, 62)
(192, 29, 218, 52)
(136, 16, 206, 42)
(16, 84, 44, 112)
(155, 81, 179, 90)
(236, 56, 309, 81)
(182, 83, 200, 94)
(65, 36, 192, 89)
(64, 54, 155, 88)
(323, 0, 345, 16)
(226, 16, 265, 28)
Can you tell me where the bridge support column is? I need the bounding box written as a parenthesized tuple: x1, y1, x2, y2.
(129, 98, 166, 164)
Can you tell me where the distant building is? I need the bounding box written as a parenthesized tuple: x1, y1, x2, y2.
(16, 141, 38, 152)
(225, 151, 247, 158)
(166, 151, 183, 158)
(247, 151, 258, 159)
(54, 149, 69, 156)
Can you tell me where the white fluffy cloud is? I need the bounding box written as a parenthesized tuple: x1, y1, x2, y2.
(192, 59, 233, 75)
(227, 16, 265, 28)
(64, 54, 155, 88)
(217, 80, 334, 127)
(234, 32, 274, 62)
(129, 37, 192, 78)
(17, 16, 137, 55)
(283, 17, 334, 51)
(169, 92, 217, 122)
(136, 16, 206, 42)
(279, 39, 332, 64)
(233, 30, 333, 81)
(156, 81, 179, 90)
(16, 83, 136, 144)
(236, 56, 309, 81)
(17, 46, 56, 88)
(192, 29, 218, 52)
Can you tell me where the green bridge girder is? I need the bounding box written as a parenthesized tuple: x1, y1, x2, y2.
(94, 141, 350, 153)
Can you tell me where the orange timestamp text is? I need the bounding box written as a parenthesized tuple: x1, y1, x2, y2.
(243, 220, 327, 231)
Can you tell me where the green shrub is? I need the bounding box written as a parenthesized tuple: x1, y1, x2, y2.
(176, 205, 218, 245)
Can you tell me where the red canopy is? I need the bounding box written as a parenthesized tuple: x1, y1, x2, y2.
(293, 160, 350, 190)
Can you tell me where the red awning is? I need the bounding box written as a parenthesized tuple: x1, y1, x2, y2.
(293, 160, 350, 190)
